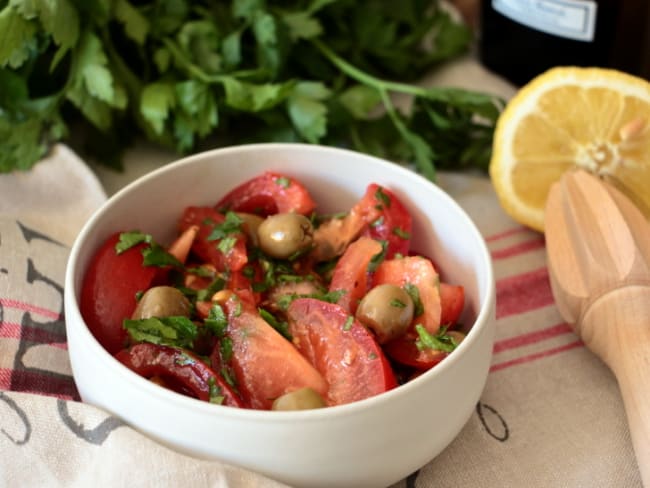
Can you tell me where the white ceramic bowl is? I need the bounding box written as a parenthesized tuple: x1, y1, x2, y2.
(64, 143, 495, 488)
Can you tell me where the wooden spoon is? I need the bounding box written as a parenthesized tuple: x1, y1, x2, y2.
(545, 168, 650, 486)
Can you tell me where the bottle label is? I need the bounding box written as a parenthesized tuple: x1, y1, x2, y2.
(492, 0, 597, 41)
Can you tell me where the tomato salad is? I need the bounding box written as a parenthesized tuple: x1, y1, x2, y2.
(80, 172, 466, 410)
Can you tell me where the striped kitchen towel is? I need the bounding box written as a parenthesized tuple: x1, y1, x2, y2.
(0, 146, 642, 487)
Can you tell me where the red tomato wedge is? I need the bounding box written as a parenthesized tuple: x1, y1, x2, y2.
(359, 184, 412, 259)
(226, 268, 259, 307)
(287, 298, 397, 406)
(114, 343, 243, 407)
(80, 232, 158, 354)
(216, 172, 316, 216)
(310, 184, 411, 262)
(328, 237, 383, 314)
(179, 206, 248, 272)
(440, 283, 465, 326)
(221, 293, 327, 410)
(373, 256, 442, 335)
(383, 332, 447, 371)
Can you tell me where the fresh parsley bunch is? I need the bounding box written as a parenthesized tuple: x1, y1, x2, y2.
(0, 0, 502, 178)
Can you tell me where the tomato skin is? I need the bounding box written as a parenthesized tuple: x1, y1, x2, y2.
(373, 256, 442, 335)
(222, 293, 327, 410)
(358, 184, 412, 259)
(287, 298, 397, 406)
(179, 206, 248, 272)
(114, 343, 243, 407)
(328, 237, 383, 314)
(216, 172, 316, 216)
(226, 268, 260, 307)
(80, 232, 158, 354)
(383, 333, 447, 371)
(440, 283, 465, 326)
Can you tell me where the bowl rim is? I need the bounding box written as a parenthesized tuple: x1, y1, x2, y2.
(64, 142, 495, 421)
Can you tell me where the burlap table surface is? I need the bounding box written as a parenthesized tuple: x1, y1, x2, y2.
(0, 58, 643, 487)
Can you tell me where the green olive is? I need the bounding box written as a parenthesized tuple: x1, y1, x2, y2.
(447, 330, 466, 346)
(355, 284, 414, 344)
(236, 212, 264, 247)
(132, 286, 191, 320)
(257, 213, 314, 259)
(272, 387, 326, 411)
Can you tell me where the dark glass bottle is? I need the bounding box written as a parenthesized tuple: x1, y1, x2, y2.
(478, 0, 644, 87)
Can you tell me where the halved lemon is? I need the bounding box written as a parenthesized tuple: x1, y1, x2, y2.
(489, 66, 650, 232)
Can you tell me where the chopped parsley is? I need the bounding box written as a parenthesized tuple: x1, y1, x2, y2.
(252, 254, 311, 292)
(208, 377, 225, 405)
(195, 277, 227, 302)
(403, 283, 424, 317)
(185, 266, 216, 278)
(392, 227, 411, 239)
(277, 273, 314, 284)
(368, 240, 387, 272)
(115, 231, 152, 254)
(232, 296, 242, 317)
(220, 337, 234, 363)
(375, 187, 391, 208)
(415, 324, 458, 353)
(343, 315, 354, 331)
(277, 289, 346, 311)
(141, 243, 183, 268)
(275, 176, 291, 188)
(123, 316, 198, 348)
(370, 216, 384, 228)
(259, 308, 292, 340)
(217, 235, 238, 254)
(242, 265, 256, 279)
(390, 298, 407, 308)
(207, 211, 243, 242)
(205, 304, 228, 337)
(116, 231, 182, 268)
(220, 366, 237, 388)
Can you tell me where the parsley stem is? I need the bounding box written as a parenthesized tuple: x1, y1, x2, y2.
(378, 89, 436, 180)
(162, 38, 265, 84)
(313, 39, 438, 180)
(312, 39, 439, 100)
(312, 39, 502, 114)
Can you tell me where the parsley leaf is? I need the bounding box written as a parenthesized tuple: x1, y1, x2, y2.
(414, 324, 458, 353)
(392, 227, 411, 239)
(374, 186, 391, 208)
(367, 240, 387, 272)
(0, 0, 501, 175)
(123, 316, 198, 348)
(115, 231, 182, 268)
(207, 211, 243, 241)
(276, 289, 345, 311)
(207, 377, 225, 405)
(205, 303, 228, 337)
(259, 308, 292, 340)
(403, 283, 424, 317)
(142, 243, 183, 268)
(115, 231, 152, 253)
(0, 7, 38, 69)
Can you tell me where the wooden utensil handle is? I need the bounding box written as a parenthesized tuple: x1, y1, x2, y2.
(582, 285, 650, 487)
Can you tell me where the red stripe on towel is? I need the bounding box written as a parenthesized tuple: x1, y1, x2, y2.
(491, 237, 546, 260)
(496, 267, 555, 319)
(490, 340, 583, 372)
(0, 298, 62, 320)
(493, 323, 574, 354)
